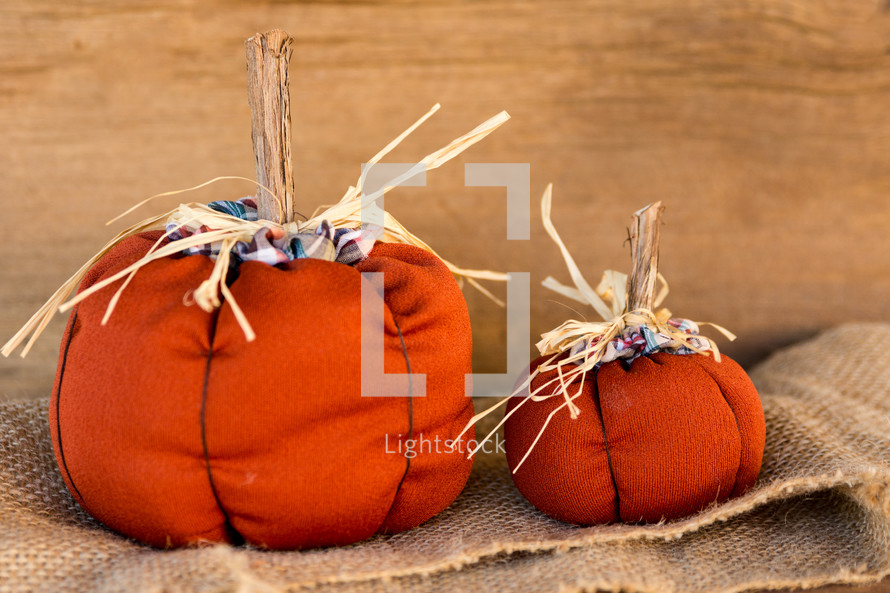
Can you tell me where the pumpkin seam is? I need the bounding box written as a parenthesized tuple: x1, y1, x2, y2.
(593, 368, 622, 523)
(200, 313, 244, 545)
(54, 310, 86, 506)
(704, 364, 744, 499)
(379, 317, 414, 532)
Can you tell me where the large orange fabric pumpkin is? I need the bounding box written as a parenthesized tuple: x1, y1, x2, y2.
(0, 31, 510, 551)
(49, 231, 475, 549)
(504, 351, 764, 524)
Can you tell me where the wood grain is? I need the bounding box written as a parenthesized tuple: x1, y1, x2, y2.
(2, 0, 890, 401)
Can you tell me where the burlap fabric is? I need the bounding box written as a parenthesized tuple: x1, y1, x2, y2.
(1, 323, 888, 593)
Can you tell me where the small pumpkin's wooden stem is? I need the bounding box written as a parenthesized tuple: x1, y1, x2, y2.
(626, 201, 664, 312)
(245, 30, 295, 224)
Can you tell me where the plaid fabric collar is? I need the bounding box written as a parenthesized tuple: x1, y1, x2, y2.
(165, 198, 381, 266)
(570, 317, 713, 368)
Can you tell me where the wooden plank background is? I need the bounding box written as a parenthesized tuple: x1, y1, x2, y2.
(2, 0, 890, 400)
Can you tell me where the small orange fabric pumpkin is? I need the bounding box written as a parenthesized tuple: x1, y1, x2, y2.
(505, 351, 764, 524)
(490, 194, 764, 525)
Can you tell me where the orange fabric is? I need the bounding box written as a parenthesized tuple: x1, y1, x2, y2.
(504, 351, 765, 525)
(50, 233, 474, 549)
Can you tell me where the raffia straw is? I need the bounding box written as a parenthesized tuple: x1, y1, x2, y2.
(2, 106, 510, 358)
(458, 184, 737, 473)
(105, 176, 288, 227)
(303, 106, 512, 305)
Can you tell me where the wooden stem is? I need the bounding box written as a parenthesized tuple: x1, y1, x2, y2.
(245, 30, 295, 224)
(626, 201, 664, 312)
